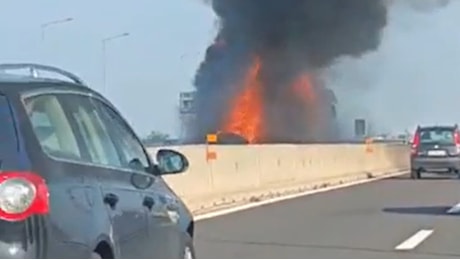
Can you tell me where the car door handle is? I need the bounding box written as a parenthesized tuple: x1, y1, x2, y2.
(143, 196, 155, 211)
(103, 193, 119, 209)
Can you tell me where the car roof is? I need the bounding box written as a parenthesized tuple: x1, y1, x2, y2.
(0, 78, 105, 100)
(0, 63, 104, 100)
(0, 78, 91, 92)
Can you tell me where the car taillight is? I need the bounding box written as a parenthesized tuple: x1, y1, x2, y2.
(411, 132, 420, 155)
(451, 131, 460, 155)
(454, 131, 460, 145)
(0, 172, 49, 222)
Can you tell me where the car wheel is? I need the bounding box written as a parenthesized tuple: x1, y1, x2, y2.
(411, 170, 421, 179)
(91, 252, 102, 259)
(183, 235, 196, 259)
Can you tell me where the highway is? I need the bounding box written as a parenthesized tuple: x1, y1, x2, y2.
(195, 173, 460, 258)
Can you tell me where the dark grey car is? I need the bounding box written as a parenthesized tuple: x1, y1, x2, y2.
(410, 125, 460, 179)
(0, 64, 195, 258)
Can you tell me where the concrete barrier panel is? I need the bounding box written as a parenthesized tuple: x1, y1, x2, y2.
(148, 144, 409, 213)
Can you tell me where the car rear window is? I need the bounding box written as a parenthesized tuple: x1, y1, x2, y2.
(418, 128, 455, 144)
(0, 95, 19, 156)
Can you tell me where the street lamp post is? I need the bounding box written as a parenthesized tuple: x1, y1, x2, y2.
(41, 17, 74, 41)
(102, 32, 130, 93)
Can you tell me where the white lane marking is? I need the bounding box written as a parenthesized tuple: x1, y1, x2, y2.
(395, 229, 434, 251)
(446, 202, 460, 214)
(195, 170, 408, 221)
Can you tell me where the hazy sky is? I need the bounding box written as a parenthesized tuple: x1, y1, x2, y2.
(0, 0, 216, 137)
(2, 0, 460, 139)
(327, 1, 460, 136)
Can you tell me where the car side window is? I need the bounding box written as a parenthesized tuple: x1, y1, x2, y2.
(24, 94, 82, 161)
(61, 94, 122, 168)
(93, 99, 151, 173)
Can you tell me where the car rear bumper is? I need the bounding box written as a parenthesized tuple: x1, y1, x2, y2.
(411, 156, 460, 171)
(0, 220, 36, 259)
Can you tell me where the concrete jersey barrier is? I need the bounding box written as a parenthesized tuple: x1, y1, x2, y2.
(148, 144, 409, 213)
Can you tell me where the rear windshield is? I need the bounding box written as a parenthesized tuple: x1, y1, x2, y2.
(0, 95, 18, 156)
(418, 128, 455, 144)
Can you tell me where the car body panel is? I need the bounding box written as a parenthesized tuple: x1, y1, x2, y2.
(411, 156, 460, 172)
(0, 76, 193, 258)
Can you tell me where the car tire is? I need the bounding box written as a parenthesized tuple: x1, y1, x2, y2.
(183, 234, 196, 259)
(411, 170, 421, 179)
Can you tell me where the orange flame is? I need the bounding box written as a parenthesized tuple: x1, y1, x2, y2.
(223, 57, 264, 143)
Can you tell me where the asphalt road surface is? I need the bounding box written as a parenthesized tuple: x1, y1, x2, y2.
(195, 172, 460, 258)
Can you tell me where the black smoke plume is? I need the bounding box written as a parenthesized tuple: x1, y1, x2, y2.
(188, 0, 388, 144)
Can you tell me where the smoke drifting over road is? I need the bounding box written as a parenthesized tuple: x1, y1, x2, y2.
(189, 0, 388, 143)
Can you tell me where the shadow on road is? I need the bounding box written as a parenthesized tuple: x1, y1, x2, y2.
(383, 206, 456, 216)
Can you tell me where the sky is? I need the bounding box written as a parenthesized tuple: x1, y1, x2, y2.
(0, 0, 216, 138)
(2, 0, 460, 139)
(326, 0, 460, 136)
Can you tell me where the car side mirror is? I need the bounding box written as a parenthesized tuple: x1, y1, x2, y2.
(156, 149, 189, 175)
